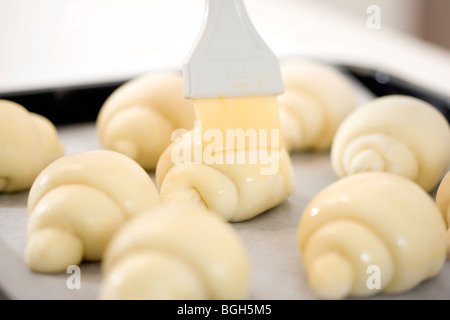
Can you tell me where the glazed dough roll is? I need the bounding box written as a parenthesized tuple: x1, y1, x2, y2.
(331, 95, 450, 192)
(97, 71, 195, 170)
(436, 171, 450, 255)
(298, 172, 447, 300)
(278, 60, 357, 152)
(155, 129, 295, 222)
(26, 150, 161, 273)
(100, 203, 250, 300)
(0, 99, 64, 192)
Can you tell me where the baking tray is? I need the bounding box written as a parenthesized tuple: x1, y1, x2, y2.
(0, 73, 449, 300)
(1, 63, 449, 126)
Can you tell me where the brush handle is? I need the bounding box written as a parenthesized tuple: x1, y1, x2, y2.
(183, 0, 284, 98)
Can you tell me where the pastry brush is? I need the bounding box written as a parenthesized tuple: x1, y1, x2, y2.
(183, 0, 284, 99)
(182, 0, 285, 153)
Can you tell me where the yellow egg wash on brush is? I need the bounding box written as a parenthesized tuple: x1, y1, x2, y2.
(193, 95, 284, 153)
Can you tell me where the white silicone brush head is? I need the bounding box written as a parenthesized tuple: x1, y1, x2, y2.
(183, 0, 284, 99)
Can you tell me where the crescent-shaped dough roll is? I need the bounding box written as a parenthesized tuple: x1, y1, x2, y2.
(331, 95, 450, 192)
(26, 150, 161, 273)
(278, 60, 357, 152)
(0, 99, 64, 192)
(436, 171, 450, 255)
(99, 203, 250, 300)
(297, 172, 447, 300)
(96, 71, 195, 170)
(155, 130, 295, 222)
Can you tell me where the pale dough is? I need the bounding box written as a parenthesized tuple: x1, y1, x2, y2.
(155, 129, 295, 222)
(297, 172, 447, 299)
(331, 95, 450, 192)
(278, 60, 357, 152)
(0, 99, 64, 192)
(99, 203, 250, 300)
(96, 71, 195, 170)
(436, 170, 450, 255)
(26, 150, 161, 273)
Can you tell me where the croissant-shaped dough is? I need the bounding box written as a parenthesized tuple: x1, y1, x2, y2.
(278, 60, 357, 152)
(96, 71, 195, 170)
(297, 172, 447, 300)
(99, 203, 250, 300)
(26, 150, 161, 273)
(331, 95, 450, 192)
(436, 171, 450, 255)
(0, 99, 64, 192)
(155, 130, 295, 222)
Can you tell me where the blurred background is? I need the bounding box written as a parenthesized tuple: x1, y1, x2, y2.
(0, 0, 449, 98)
(320, 0, 450, 50)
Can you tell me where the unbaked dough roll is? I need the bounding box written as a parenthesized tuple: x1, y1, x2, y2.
(331, 95, 450, 192)
(278, 60, 357, 152)
(297, 172, 447, 300)
(99, 203, 250, 300)
(436, 170, 450, 255)
(26, 150, 161, 273)
(96, 71, 195, 170)
(0, 99, 64, 192)
(155, 130, 295, 222)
